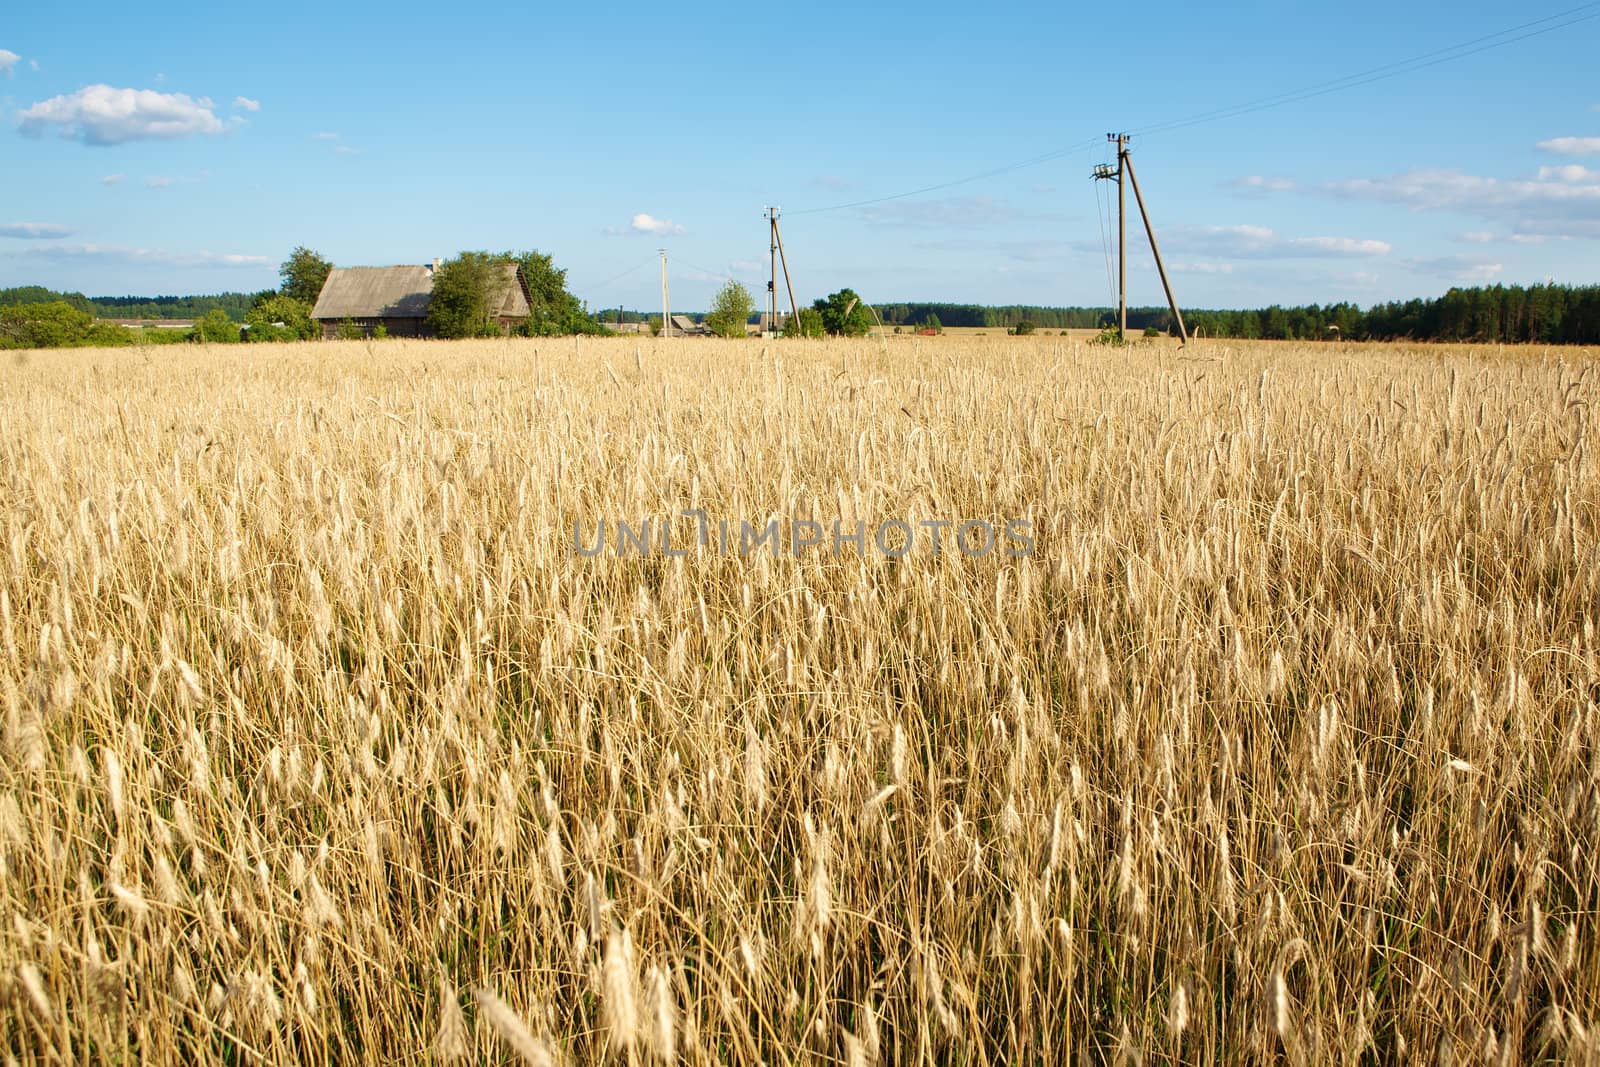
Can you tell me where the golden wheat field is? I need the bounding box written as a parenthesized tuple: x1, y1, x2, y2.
(1, 335, 1598, 1064)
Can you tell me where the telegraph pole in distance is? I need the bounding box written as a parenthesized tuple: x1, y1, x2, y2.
(1092, 133, 1189, 346)
(659, 248, 671, 337)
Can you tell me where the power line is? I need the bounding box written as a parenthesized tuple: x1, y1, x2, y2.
(575, 257, 657, 294)
(676, 259, 736, 282)
(1131, 2, 1600, 137)
(781, 1, 1598, 217)
(787, 138, 1103, 216)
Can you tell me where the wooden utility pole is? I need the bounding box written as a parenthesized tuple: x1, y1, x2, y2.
(659, 249, 671, 337)
(766, 208, 779, 336)
(1092, 133, 1189, 346)
(1113, 133, 1128, 340)
(1122, 153, 1189, 344)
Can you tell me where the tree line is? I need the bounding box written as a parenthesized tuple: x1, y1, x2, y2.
(0, 286, 256, 322)
(877, 285, 1600, 344)
(1186, 285, 1600, 344)
(7, 274, 1600, 349)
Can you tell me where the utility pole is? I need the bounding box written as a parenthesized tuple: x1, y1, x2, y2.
(1112, 133, 1129, 340)
(659, 249, 670, 337)
(766, 207, 779, 337)
(1092, 133, 1189, 346)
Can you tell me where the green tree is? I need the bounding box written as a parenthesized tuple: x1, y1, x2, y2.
(0, 301, 101, 348)
(279, 246, 333, 306)
(922, 312, 943, 333)
(514, 249, 602, 336)
(705, 280, 754, 338)
(1014, 320, 1036, 335)
(428, 252, 505, 339)
(245, 294, 316, 341)
(814, 288, 874, 337)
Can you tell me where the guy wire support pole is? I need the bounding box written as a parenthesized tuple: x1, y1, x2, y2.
(772, 211, 799, 330)
(1122, 152, 1190, 345)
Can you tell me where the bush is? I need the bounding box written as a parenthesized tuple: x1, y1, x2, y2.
(336, 318, 365, 341)
(785, 308, 825, 339)
(1013, 320, 1036, 336)
(195, 308, 240, 343)
(1144, 325, 1161, 338)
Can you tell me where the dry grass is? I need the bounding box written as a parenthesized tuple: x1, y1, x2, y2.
(1, 335, 1598, 1064)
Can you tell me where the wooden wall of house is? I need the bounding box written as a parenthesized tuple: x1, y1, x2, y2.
(317, 317, 428, 340)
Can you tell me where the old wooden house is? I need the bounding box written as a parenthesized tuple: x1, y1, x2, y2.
(310, 261, 531, 339)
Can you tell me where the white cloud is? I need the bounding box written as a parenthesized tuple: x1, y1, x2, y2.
(101, 173, 125, 185)
(1404, 255, 1503, 282)
(1460, 231, 1496, 243)
(314, 131, 339, 140)
(232, 96, 260, 112)
(28, 59, 37, 72)
(1229, 175, 1296, 193)
(811, 175, 852, 190)
(0, 49, 19, 76)
(1172, 261, 1235, 274)
(1538, 164, 1596, 182)
(145, 176, 173, 188)
(1537, 137, 1600, 156)
(333, 144, 358, 155)
(729, 259, 763, 272)
(1164, 224, 1389, 259)
(5, 243, 270, 267)
(630, 213, 685, 236)
(1326, 167, 1600, 238)
(1288, 235, 1392, 255)
(0, 222, 73, 239)
(17, 85, 233, 145)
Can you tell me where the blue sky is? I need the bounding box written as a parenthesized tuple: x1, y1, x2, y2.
(1, 0, 1597, 311)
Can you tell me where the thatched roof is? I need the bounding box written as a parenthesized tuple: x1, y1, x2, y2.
(311, 266, 433, 320)
(311, 262, 531, 322)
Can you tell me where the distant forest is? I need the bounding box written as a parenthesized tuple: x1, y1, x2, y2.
(879, 284, 1600, 344)
(0, 286, 256, 321)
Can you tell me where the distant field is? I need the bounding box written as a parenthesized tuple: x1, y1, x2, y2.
(2, 337, 1597, 1063)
